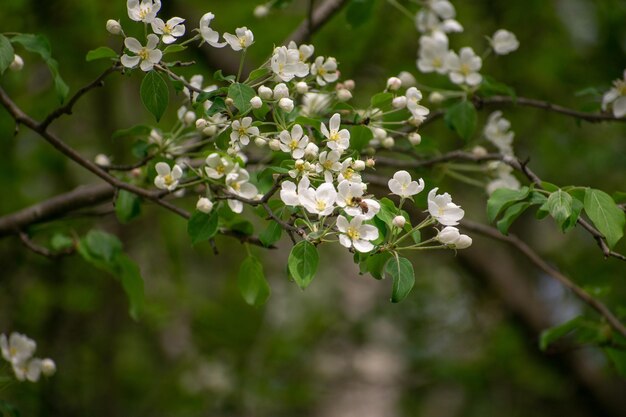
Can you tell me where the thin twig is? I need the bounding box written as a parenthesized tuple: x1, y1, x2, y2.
(285, 0, 350, 44)
(19, 231, 75, 259)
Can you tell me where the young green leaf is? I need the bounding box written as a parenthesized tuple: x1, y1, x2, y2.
(187, 210, 219, 245)
(288, 240, 318, 290)
(444, 100, 477, 141)
(349, 125, 374, 152)
(545, 190, 573, 231)
(385, 256, 415, 303)
(539, 316, 584, 351)
(259, 221, 282, 247)
(117, 254, 145, 320)
(238, 255, 271, 307)
(486, 186, 530, 222)
(0, 34, 15, 74)
(497, 202, 531, 234)
(584, 188, 626, 248)
(85, 46, 118, 62)
(228, 82, 256, 113)
(115, 189, 141, 224)
(140, 70, 169, 122)
(366, 252, 392, 280)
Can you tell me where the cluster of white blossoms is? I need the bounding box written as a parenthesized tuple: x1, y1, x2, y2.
(483, 111, 521, 195)
(414, 0, 518, 88)
(1, 332, 56, 382)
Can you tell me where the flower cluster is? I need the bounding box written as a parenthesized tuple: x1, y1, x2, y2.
(483, 111, 521, 195)
(1, 332, 56, 382)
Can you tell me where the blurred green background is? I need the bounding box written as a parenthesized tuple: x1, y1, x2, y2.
(1, 0, 626, 416)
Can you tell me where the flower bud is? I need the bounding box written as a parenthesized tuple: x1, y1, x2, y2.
(278, 97, 294, 113)
(382, 137, 395, 149)
(408, 132, 421, 145)
(250, 96, 263, 109)
(392, 96, 407, 109)
(95, 154, 110, 167)
(106, 19, 122, 35)
(336, 88, 352, 101)
(438, 226, 460, 245)
(9, 54, 24, 71)
(296, 81, 309, 94)
(409, 115, 425, 127)
(304, 142, 319, 159)
(183, 111, 196, 126)
(455, 234, 472, 249)
(258, 85, 273, 100)
(365, 158, 376, 168)
(273, 83, 289, 100)
(254, 137, 267, 147)
(429, 91, 444, 103)
(224, 97, 234, 107)
(352, 159, 366, 171)
(373, 127, 386, 140)
(195, 118, 208, 130)
(41, 359, 56, 377)
(472, 145, 488, 157)
(131, 168, 142, 178)
(253, 4, 270, 18)
(268, 138, 281, 151)
(397, 71, 416, 87)
(203, 125, 217, 136)
(196, 197, 214, 213)
(343, 79, 356, 90)
(386, 77, 402, 91)
(392, 215, 406, 228)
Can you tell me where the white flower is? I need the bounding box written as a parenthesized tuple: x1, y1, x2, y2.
(417, 32, 449, 74)
(151, 17, 186, 44)
(12, 358, 42, 382)
(278, 97, 294, 113)
(321, 113, 350, 152)
(280, 175, 310, 206)
(484, 111, 514, 155)
(278, 124, 309, 159)
(230, 117, 259, 146)
(338, 158, 362, 184)
(301, 93, 332, 117)
(446, 47, 482, 86)
(1, 333, 36, 365)
(317, 150, 342, 182)
(271, 46, 309, 81)
(428, 188, 465, 226)
(127, 0, 161, 23)
(304, 142, 319, 159)
(225, 168, 258, 213)
(154, 162, 183, 191)
(337, 180, 380, 220)
(196, 197, 214, 213)
(224, 27, 254, 51)
(437, 226, 471, 248)
(602, 70, 626, 118)
(288, 41, 315, 62)
(300, 183, 337, 216)
(310, 56, 339, 86)
(121, 34, 162, 72)
(199, 13, 227, 48)
(106, 20, 122, 35)
(490, 29, 519, 55)
(388, 170, 425, 198)
(415, 1, 463, 34)
(41, 358, 56, 377)
(392, 215, 406, 228)
(336, 215, 379, 253)
(406, 87, 430, 119)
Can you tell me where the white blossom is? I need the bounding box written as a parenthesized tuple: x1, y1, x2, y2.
(397, 71, 416, 87)
(484, 111, 514, 155)
(121, 34, 162, 72)
(301, 93, 332, 117)
(417, 32, 450, 74)
(406, 87, 430, 119)
(310, 56, 339, 86)
(415, 0, 463, 34)
(230, 117, 259, 146)
(224, 27, 254, 51)
(428, 188, 465, 226)
(280, 175, 310, 206)
(336, 215, 379, 253)
(317, 150, 342, 182)
(321, 113, 350, 152)
(437, 226, 471, 248)
(446, 47, 482, 86)
(337, 158, 362, 184)
(199, 13, 226, 48)
(205, 153, 234, 179)
(225, 168, 258, 213)
(300, 183, 337, 216)
(602, 70, 626, 118)
(486, 173, 521, 195)
(278, 124, 309, 159)
(154, 162, 183, 191)
(151, 17, 185, 44)
(337, 180, 380, 220)
(1, 333, 36, 365)
(490, 29, 519, 55)
(271, 46, 309, 81)
(388, 170, 425, 198)
(127, 0, 161, 23)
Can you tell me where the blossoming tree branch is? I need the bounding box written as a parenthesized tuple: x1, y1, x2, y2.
(1, 0, 626, 384)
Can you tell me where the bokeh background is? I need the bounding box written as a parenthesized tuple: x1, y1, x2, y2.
(1, 0, 626, 416)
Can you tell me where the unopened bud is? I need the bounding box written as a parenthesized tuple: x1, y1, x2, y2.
(250, 96, 263, 109)
(203, 125, 217, 136)
(268, 138, 281, 151)
(343, 79, 355, 90)
(382, 137, 395, 148)
(409, 115, 425, 127)
(254, 137, 267, 147)
(224, 97, 234, 106)
(455, 234, 473, 249)
(304, 142, 319, 159)
(106, 19, 122, 35)
(392, 215, 406, 228)
(9, 54, 24, 71)
(429, 91, 444, 103)
(41, 359, 56, 377)
(253, 4, 270, 18)
(336, 88, 352, 101)
(352, 160, 365, 171)
(278, 97, 294, 113)
(95, 154, 110, 167)
(183, 111, 196, 126)
(392, 96, 407, 109)
(258, 85, 273, 100)
(472, 145, 488, 157)
(373, 127, 386, 140)
(386, 77, 402, 91)
(408, 132, 421, 145)
(273, 83, 289, 99)
(195, 118, 208, 129)
(365, 158, 376, 168)
(397, 71, 416, 87)
(196, 197, 214, 214)
(296, 81, 309, 94)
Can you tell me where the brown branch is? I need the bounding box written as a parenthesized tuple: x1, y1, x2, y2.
(285, 0, 350, 44)
(460, 219, 626, 340)
(476, 95, 626, 124)
(18, 231, 75, 259)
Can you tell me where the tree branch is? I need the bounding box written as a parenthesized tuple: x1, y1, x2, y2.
(285, 0, 350, 44)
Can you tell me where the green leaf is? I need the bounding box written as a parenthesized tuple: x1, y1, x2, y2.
(444, 100, 477, 141)
(259, 221, 282, 247)
(545, 190, 573, 231)
(10, 34, 51, 61)
(385, 256, 415, 303)
(376, 197, 399, 226)
(487, 186, 530, 222)
(50, 233, 74, 251)
(79, 230, 122, 264)
(245, 67, 270, 83)
(539, 317, 584, 351)
(115, 189, 141, 224)
(346, 0, 376, 27)
(213, 69, 235, 82)
(85, 46, 118, 61)
(0, 34, 14, 74)
(370, 92, 393, 109)
(562, 197, 583, 232)
(497, 202, 530, 234)
(45, 58, 69, 103)
(140, 70, 169, 122)
(117, 254, 145, 320)
(288, 240, 318, 290)
(162, 44, 186, 54)
(349, 125, 373, 151)
(112, 124, 152, 140)
(238, 255, 271, 307)
(187, 210, 219, 245)
(479, 75, 516, 99)
(584, 188, 626, 248)
(366, 252, 392, 280)
(228, 82, 256, 113)
(605, 348, 626, 378)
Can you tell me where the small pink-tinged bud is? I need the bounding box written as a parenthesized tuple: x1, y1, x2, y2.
(386, 77, 402, 91)
(392, 215, 406, 228)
